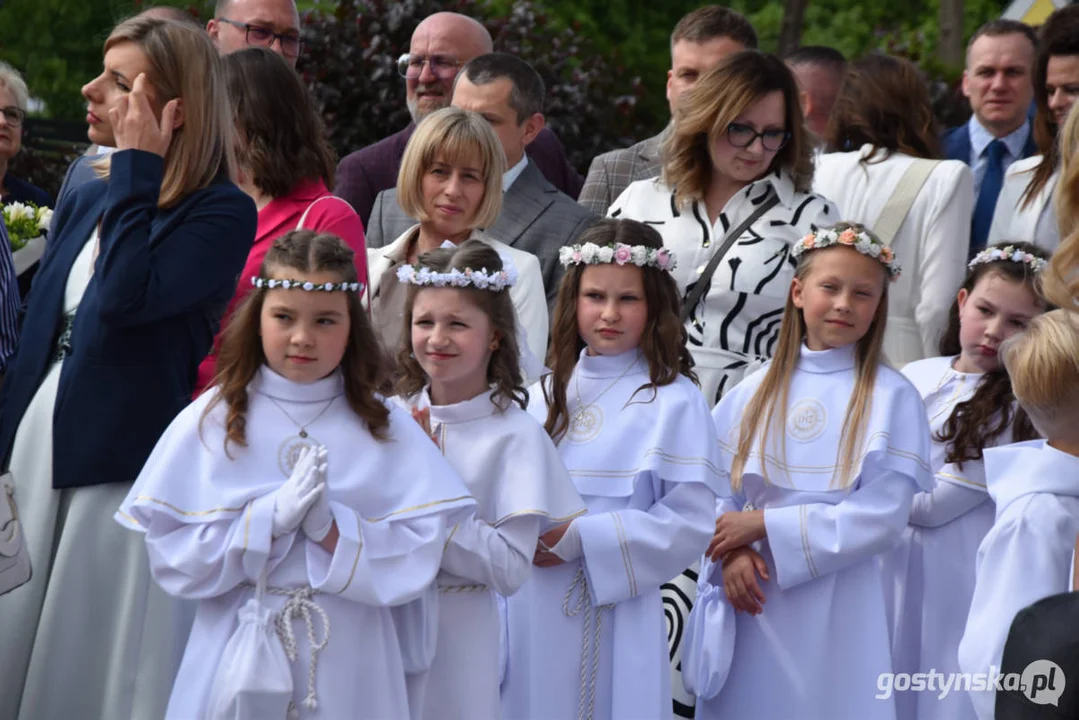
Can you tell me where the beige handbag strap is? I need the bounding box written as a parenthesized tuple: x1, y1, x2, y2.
(297, 195, 348, 230)
(873, 159, 940, 247)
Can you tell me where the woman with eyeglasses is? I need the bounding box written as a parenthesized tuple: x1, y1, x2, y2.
(611, 50, 835, 407)
(0, 61, 51, 208)
(814, 54, 973, 368)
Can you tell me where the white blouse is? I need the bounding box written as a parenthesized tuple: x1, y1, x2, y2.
(987, 154, 1060, 253)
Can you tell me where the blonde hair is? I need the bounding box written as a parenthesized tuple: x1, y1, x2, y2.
(397, 107, 504, 229)
(729, 222, 889, 492)
(92, 16, 234, 208)
(663, 50, 814, 210)
(1045, 103, 1079, 309)
(1001, 309, 1079, 438)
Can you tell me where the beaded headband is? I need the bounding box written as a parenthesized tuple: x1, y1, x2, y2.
(251, 277, 364, 293)
(558, 242, 677, 272)
(968, 245, 1048, 274)
(395, 263, 517, 292)
(792, 227, 901, 280)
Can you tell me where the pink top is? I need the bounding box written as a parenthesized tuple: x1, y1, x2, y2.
(195, 178, 367, 394)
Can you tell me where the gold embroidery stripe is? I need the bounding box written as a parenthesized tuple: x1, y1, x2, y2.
(366, 495, 474, 523)
(718, 431, 931, 474)
(243, 503, 251, 551)
(569, 450, 720, 479)
(117, 509, 142, 528)
(490, 507, 587, 528)
(443, 523, 460, 552)
(338, 509, 364, 594)
(799, 505, 819, 579)
(612, 512, 638, 597)
(929, 375, 967, 425)
(937, 471, 987, 489)
(135, 495, 246, 517)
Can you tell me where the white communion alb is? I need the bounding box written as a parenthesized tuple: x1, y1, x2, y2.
(115, 367, 476, 719)
(500, 348, 724, 720)
(690, 343, 932, 720)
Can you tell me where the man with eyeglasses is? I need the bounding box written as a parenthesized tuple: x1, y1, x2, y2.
(335, 11, 584, 230)
(207, 0, 302, 68)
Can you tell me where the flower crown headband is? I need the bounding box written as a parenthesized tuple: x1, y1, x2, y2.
(792, 227, 902, 280)
(968, 245, 1048, 274)
(395, 242, 519, 292)
(558, 242, 677, 272)
(251, 277, 364, 293)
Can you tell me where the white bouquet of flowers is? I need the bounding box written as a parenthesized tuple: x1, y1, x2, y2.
(3, 201, 53, 252)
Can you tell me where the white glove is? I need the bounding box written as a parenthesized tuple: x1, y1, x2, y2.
(301, 447, 334, 542)
(272, 446, 324, 538)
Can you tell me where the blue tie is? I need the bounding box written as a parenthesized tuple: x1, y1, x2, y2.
(971, 139, 1006, 254)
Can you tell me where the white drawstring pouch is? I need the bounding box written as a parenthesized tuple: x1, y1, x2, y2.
(205, 577, 294, 720)
(681, 554, 736, 700)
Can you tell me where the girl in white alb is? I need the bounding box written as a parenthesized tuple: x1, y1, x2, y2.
(687, 222, 933, 720)
(884, 241, 1050, 720)
(116, 231, 475, 719)
(500, 219, 725, 720)
(389, 240, 586, 720)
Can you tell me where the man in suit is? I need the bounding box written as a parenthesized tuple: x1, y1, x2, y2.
(577, 6, 756, 217)
(366, 53, 594, 304)
(335, 12, 584, 229)
(942, 20, 1038, 251)
(785, 45, 847, 140)
(207, 0, 301, 68)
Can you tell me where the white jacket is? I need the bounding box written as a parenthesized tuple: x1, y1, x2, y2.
(814, 147, 974, 367)
(987, 154, 1060, 252)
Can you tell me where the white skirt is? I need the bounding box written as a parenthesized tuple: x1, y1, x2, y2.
(0, 360, 195, 720)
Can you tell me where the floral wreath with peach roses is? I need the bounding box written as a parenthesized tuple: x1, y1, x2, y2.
(791, 226, 902, 280)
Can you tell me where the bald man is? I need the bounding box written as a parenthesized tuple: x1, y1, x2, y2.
(207, 0, 302, 68)
(335, 11, 584, 229)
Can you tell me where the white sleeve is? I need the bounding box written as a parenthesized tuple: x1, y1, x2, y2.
(304, 500, 449, 606)
(439, 514, 542, 596)
(909, 462, 990, 528)
(508, 254, 549, 365)
(576, 481, 714, 605)
(764, 470, 916, 589)
(958, 506, 1074, 720)
(986, 167, 1028, 247)
(916, 165, 974, 357)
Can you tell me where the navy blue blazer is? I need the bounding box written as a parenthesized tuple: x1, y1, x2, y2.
(2, 172, 53, 208)
(0, 149, 256, 489)
(942, 122, 1039, 166)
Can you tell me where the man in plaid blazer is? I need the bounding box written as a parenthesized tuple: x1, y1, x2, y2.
(578, 6, 758, 217)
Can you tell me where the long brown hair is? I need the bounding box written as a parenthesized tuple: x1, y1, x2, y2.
(1021, 6, 1079, 210)
(936, 241, 1050, 465)
(662, 50, 814, 208)
(224, 47, 337, 198)
(730, 222, 890, 491)
(395, 240, 527, 411)
(542, 219, 696, 443)
(1044, 104, 1079, 309)
(203, 230, 389, 451)
(825, 54, 941, 161)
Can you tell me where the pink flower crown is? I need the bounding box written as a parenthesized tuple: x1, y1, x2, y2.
(792, 227, 901, 280)
(558, 242, 677, 272)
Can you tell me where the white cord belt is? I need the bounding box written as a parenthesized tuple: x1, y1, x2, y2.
(563, 566, 613, 720)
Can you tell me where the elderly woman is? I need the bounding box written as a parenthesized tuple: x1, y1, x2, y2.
(194, 47, 367, 394)
(366, 106, 548, 364)
(0, 17, 256, 720)
(814, 54, 974, 367)
(612, 50, 836, 406)
(988, 5, 1079, 252)
(0, 61, 51, 207)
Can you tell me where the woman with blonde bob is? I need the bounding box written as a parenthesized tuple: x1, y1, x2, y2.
(0, 16, 256, 720)
(610, 50, 836, 408)
(815, 53, 974, 367)
(688, 222, 932, 720)
(366, 106, 548, 365)
(1043, 103, 1079, 309)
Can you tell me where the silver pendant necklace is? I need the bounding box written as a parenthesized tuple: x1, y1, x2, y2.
(266, 395, 337, 477)
(568, 353, 639, 444)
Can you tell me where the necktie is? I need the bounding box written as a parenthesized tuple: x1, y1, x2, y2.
(971, 139, 1007, 254)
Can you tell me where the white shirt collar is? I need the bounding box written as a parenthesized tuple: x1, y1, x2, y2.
(503, 154, 529, 192)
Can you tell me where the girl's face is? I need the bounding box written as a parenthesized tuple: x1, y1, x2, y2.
(260, 270, 352, 383)
(710, 90, 786, 187)
(954, 271, 1043, 374)
(577, 263, 649, 357)
(791, 246, 886, 352)
(82, 41, 156, 148)
(411, 287, 497, 405)
(420, 152, 487, 243)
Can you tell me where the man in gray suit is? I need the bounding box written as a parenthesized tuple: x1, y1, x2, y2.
(577, 6, 757, 217)
(366, 53, 595, 304)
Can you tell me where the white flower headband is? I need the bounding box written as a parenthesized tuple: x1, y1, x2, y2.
(252, 277, 364, 293)
(791, 227, 901, 280)
(395, 263, 517, 292)
(968, 245, 1048, 273)
(558, 242, 677, 272)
